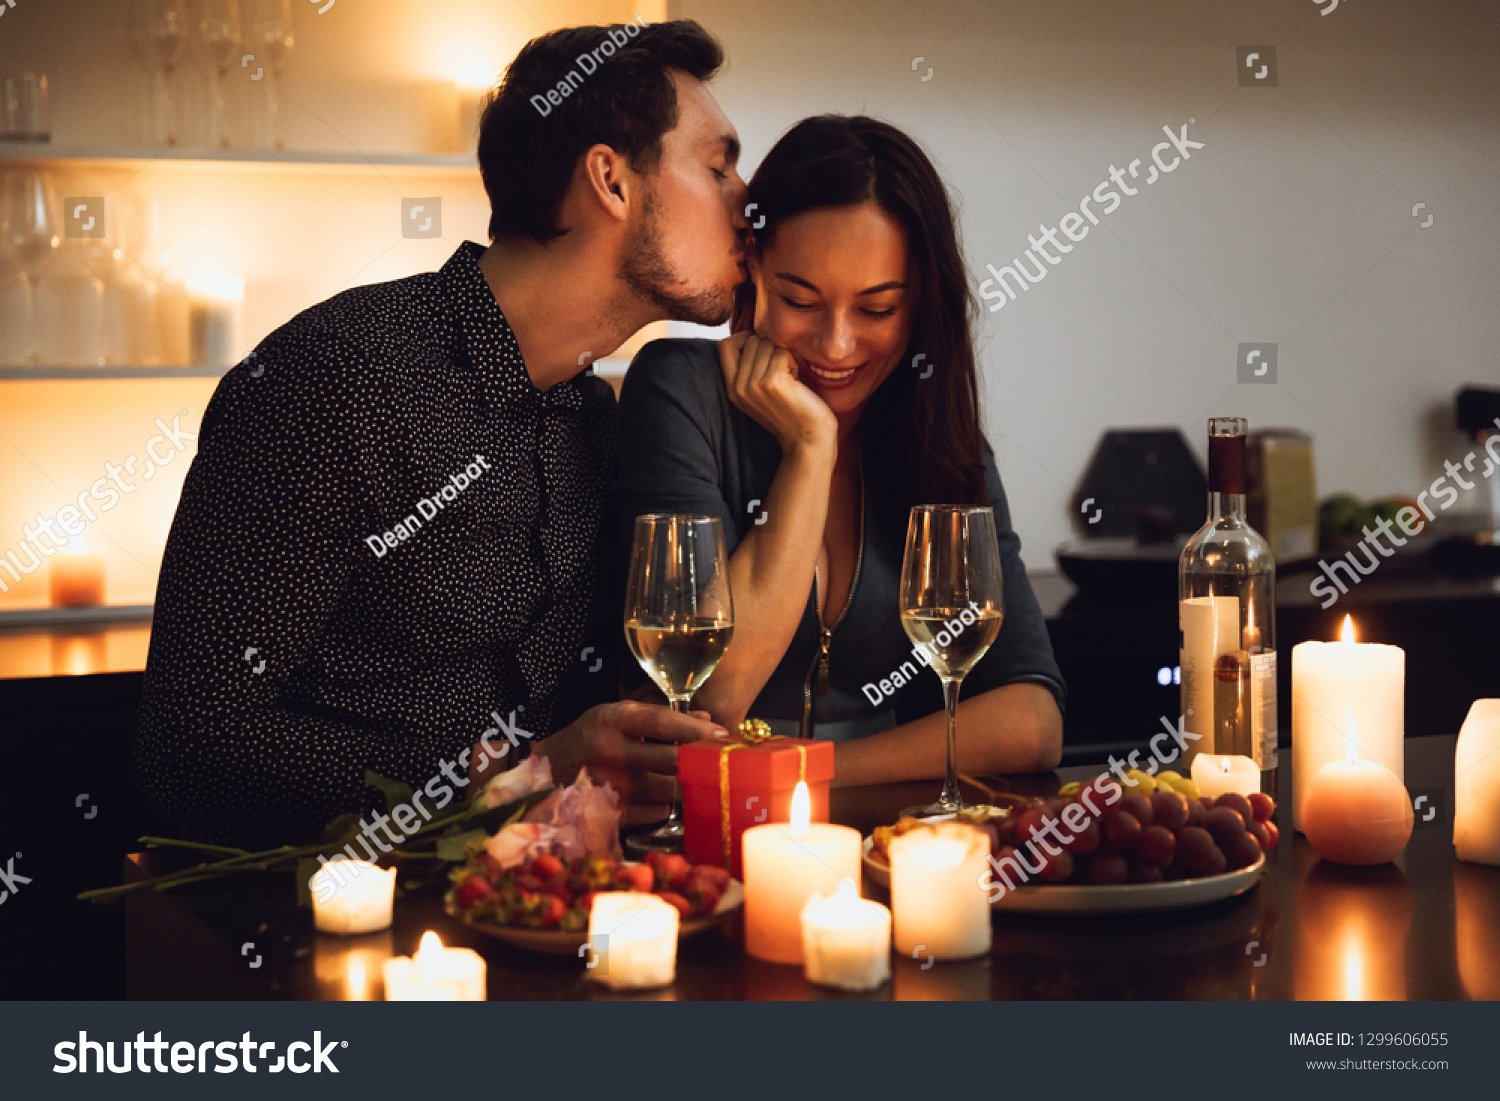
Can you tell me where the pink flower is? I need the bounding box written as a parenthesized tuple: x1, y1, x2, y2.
(483, 822, 558, 870)
(524, 769, 623, 862)
(481, 755, 553, 810)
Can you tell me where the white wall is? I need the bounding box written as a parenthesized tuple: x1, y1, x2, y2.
(674, 0, 1500, 558)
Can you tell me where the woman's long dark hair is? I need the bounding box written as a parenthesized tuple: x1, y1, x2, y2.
(732, 115, 988, 506)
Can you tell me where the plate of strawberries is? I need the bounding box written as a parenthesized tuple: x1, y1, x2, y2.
(445, 851, 744, 954)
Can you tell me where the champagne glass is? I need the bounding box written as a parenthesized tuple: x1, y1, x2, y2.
(144, 0, 189, 146)
(622, 514, 734, 855)
(200, 0, 243, 149)
(899, 505, 1005, 818)
(245, 0, 294, 150)
(0, 168, 60, 365)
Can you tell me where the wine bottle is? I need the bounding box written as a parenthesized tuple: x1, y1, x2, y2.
(1179, 417, 1279, 794)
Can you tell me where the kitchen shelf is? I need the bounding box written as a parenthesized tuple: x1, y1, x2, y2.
(0, 366, 230, 380)
(0, 143, 476, 172)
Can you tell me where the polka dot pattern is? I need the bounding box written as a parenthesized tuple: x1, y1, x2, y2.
(135, 241, 618, 846)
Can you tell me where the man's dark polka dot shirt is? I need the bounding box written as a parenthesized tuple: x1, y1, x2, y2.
(135, 241, 618, 845)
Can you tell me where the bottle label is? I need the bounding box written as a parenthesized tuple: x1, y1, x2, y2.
(1252, 651, 1278, 769)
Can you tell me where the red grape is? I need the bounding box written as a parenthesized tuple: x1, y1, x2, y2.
(1248, 792, 1275, 822)
(1038, 849, 1074, 883)
(1215, 793, 1253, 825)
(1186, 800, 1208, 828)
(1199, 797, 1216, 811)
(1063, 817, 1101, 855)
(1138, 824, 1177, 865)
(1104, 808, 1142, 851)
(1150, 790, 1188, 832)
(1118, 792, 1154, 827)
(1261, 820, 1280, 850)
(1014, 807, 1048, 842)
(1127, 858, 1165, 884)
(1204, 806, 1248, 847)
(1245, 819, 1270, 850)
(1089, 852, 1129, 885)
(1177, 826, 1218, 873)
(1224, 832, 1262, 870)
(1200, 844, 1227, 876)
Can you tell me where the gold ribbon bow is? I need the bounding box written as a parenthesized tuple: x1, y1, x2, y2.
(716, 719, 807, 870)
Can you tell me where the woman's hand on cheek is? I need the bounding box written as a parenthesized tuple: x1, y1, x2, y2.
(718, 331, 837, 457)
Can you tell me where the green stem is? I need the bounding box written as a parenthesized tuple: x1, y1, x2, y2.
(139, 836, 249, 857)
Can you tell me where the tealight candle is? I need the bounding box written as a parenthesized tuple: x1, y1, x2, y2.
(49, 550, 105, 607)
(382, 932, 486, 1001)
(1454, 699, 1500, 865)
(186, 272, 243, 369)
(1292, 615, 1404, 831)
(890, 821, 991, 961)
(1191, 753, 1260, 799)
(743, 781, 862, 964)
(1302, 720, 1414, 865)
(800, 877, 891, 992)
(586, 892, 679, 990)
(310, 859, 395, 935)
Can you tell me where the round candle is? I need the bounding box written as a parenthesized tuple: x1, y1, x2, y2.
(1454, 699, 1500, 865)
(1191, 753, 1260, 799)
(586, 892, 679, 989)
(49, 551, 105, 607)
(310, 859, 395, 934)
(1302, 739, 1413, 866)
(890, 821, 991, 961)
(743, 782, 862, 964)
(1292, 616, 1404, 831)
(800, 878, 891, 992)
(382, 932, 485, 1001)
(186, 272, 243, 369)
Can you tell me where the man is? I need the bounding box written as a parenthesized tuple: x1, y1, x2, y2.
(135, 20, 749, 845)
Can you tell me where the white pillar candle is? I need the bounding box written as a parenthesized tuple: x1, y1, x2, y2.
(801, 877, 891, 992)
(1180, 593, 1240, 768)
(310, 859, 395, 934)
(186, 272, 243, 369)
(49, 550, 105, 607)
(586, 892, 679, 990)
(743, 782, 862, 964)
(1292, 615, 1404, 831)
(1191, 753, 1260, 799)
(1455, 699, 1500, 865)
(382, 932, 485, 1001)
(890, 821, 991, 961)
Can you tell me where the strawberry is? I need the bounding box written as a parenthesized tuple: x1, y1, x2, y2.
(617, 864, 654, 893)
(652, 855, 692, 891)
(455, 874, 490, 910)
(684, 883, 722, 916)
(688, 864, 730, 891)
(575, 890, 599, 914)
(532, 854, 565, 880)
(656, 890, 692, 918)
(539, 894, 567, 928)
(541, 873, 573, 905)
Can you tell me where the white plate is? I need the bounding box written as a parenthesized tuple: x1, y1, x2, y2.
(445, 880, 743, 955)
(862, 836, 1265, 914)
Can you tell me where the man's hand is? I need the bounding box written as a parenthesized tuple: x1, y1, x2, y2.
(532, 701, 728, 825)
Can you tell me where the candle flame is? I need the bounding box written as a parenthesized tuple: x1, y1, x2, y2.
(835, 876, 858, 903)
(1340, 615, 1356, 644)
(790, 780, 810, 839)
(1220, 758, 1232, 775)
(347, 962, 367, 1001)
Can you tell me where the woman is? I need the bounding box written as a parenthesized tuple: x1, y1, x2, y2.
(610, 115, 1063, 784)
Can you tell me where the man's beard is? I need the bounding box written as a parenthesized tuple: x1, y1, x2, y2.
(620, 192, 734, 327)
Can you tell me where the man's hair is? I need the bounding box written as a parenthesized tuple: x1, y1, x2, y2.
(478, 19, 724, 243)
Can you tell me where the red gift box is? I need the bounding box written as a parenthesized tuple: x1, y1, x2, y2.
(679, 733, 836, 880)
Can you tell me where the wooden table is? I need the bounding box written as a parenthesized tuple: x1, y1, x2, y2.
(124, 734, 1499, 1001)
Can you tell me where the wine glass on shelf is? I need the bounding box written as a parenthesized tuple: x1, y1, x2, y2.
(200, 0, 243, 149)
(245, 0, 294, 150)
(0, 168, 60, 365)
(144, 0, 190, 147)
(622, 514, 735, 856)
(898, 505, 1006, 819)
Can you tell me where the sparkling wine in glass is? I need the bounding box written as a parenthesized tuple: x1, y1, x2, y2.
(898, 505, 1005, 818)
(623, 514, 734, 855)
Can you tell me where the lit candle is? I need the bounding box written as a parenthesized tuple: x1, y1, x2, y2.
(313, 929, 392, 1001)
(186, 272, 243, 369)
(49, 550, 105, 607)
(310, 859, 395, 935)
(1191, 753, 1261, 799)
(800, 877, 891, 992)
(586, 892, 679, 990)
(1301, 718, 1414, 865)
(1454, 699, 1500, 865)
(1292, 615, 1405, 831)
(890, 821, 991, 961)
(381, 932, 486, 1001)
(742, 781, 862, 964)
